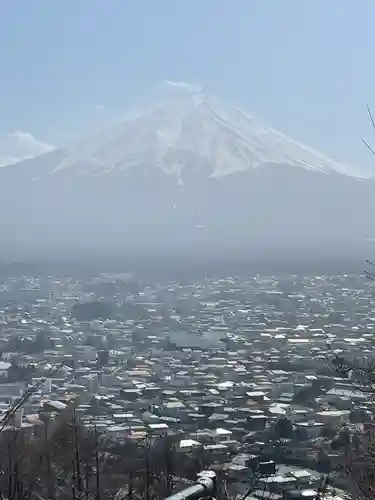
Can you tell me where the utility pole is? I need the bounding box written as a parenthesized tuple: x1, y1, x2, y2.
(94, 426, 101, 500)
(144, 434, 150, 500)
(72, 408, 82, 499)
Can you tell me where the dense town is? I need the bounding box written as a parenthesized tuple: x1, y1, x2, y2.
(0, 269, 372, 499)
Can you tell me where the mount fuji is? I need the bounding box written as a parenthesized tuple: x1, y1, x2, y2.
(0, 81, 374, 261)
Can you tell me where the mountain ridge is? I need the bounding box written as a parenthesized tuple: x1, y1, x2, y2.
(0, 131, 55, 168)
(40, 81, 368, 182)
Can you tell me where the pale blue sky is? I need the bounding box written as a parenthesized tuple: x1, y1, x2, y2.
(1, 0, 375, 171)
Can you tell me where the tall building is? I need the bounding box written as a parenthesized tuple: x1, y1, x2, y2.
(97, 349, 109, 367)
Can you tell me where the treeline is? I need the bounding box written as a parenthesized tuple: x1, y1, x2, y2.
(0, 413, 211, 500)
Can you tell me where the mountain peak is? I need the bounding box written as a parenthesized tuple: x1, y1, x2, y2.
(149, 80, 208, 112)
(50, 82, 367, 182)
(163, 80, 203, 94)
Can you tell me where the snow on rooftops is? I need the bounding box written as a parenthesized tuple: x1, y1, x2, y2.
(179, 439, 201, 449)
(148, 423, 169, 429)
(44, 400, 67, 411)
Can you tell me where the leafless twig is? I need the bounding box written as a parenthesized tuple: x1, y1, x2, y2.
(362, 105, 375, 156)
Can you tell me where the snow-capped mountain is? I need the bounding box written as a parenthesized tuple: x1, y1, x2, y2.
(52, 81, 366, 182)
(0, 82, 373, 261)
(0, 131, 55, 167)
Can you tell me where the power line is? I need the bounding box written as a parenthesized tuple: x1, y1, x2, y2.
(0, 363, 63, 432)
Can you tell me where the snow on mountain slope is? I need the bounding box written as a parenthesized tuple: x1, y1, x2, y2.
(0, 131, 55, 167)
(52, 81, 367, 182)
(0, 82, 373, 260)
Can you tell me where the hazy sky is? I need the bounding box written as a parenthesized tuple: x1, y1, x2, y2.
(1, 0, 375, 172)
